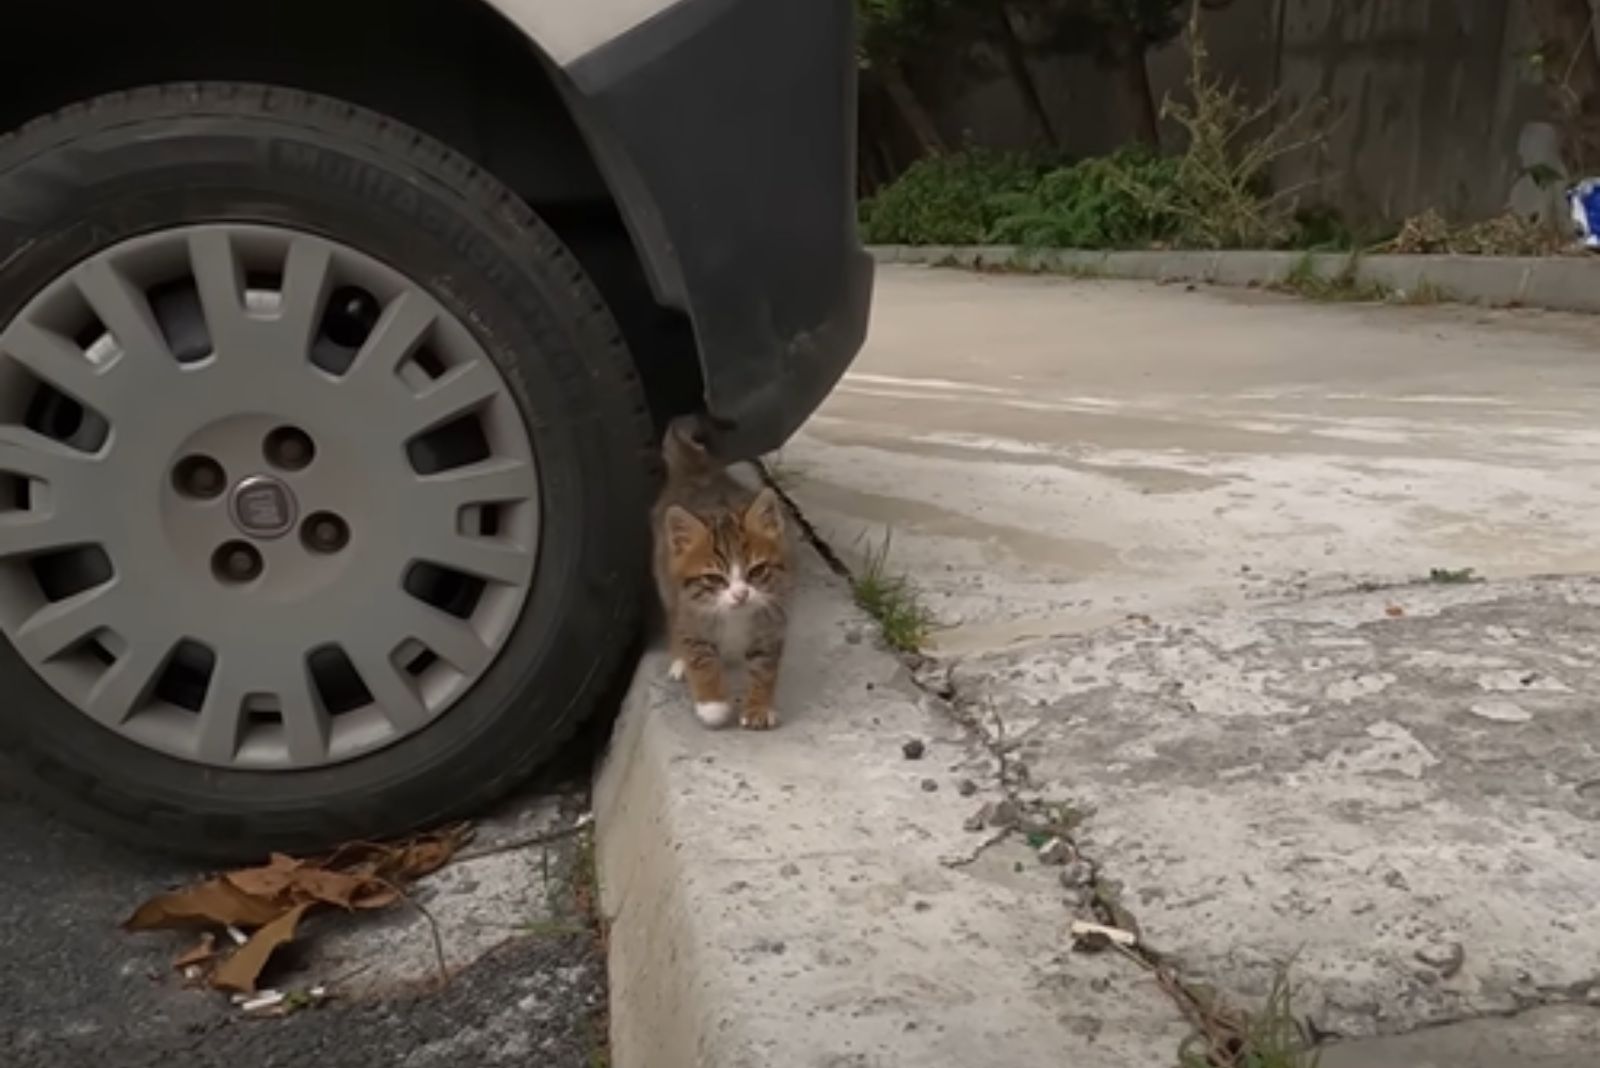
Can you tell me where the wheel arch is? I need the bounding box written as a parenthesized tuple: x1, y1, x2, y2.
(0, 0, 704, 429)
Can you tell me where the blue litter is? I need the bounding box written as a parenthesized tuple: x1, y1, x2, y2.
(1569, 179, 1600, 250)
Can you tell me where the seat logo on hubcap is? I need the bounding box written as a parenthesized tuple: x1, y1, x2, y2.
(230, 475, 298, 539)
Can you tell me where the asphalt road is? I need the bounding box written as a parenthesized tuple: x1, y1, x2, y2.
(0, 773, 606, 1068)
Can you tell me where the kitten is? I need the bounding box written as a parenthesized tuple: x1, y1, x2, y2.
(652, 416, 792, 730)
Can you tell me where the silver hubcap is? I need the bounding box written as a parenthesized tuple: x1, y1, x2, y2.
(0, 225, 539, 769)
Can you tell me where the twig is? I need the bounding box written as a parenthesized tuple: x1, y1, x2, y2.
(453, 817, 592, 864)
(379, 877, 449, 988)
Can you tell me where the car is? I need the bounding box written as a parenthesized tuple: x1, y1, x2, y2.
(0, 0, 872, 858)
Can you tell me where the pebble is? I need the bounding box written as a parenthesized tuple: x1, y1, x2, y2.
(1037, 837, 1074, 865)
(902, 738, 926, 761)
(779, 862, 801, 878)
(962, 811, 987, 832)
(1060, 861, 1094, 889)
(985, 799, 1021, 829)
(956, 779, 978, 797)
(921, 778, 939, 792)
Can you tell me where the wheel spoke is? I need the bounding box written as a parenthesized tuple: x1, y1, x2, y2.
(187, 230, 250, 354)
(278, 238, 335, 349)
(344, 291, 434, 386)
(420, 534, 531, 586)
(278, 661, 332, 765)
(403, 360, 500, 436)
(418, 458, 536, 510)
(13, 581, 121, 662)
(403, 601, 491, 676)
(195, 670, 247, 764)
(0, 318, 116, 414)
(83, 637, 170, 727)
(0, 424, 100, 483)
(345, 637, 430, 732)
(73, 259, 176, 374)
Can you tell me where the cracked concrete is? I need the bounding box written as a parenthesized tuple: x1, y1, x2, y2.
(760, 266, 1600, 1063)
(952, 578, 1600, 1041)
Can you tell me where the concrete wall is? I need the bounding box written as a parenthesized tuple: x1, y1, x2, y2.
(911, 0, 1558, 228)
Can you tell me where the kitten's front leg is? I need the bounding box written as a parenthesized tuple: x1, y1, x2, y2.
(680, 636, 735, 729)
(741, 638, 784, 731)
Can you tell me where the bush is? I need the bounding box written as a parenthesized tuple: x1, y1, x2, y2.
(987, 149, 1181, 248)
(860, 151, 1047, 245)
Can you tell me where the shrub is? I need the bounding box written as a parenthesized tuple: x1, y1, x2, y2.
(860, 150, 1047, 245)
(987, 149, 1181, 248)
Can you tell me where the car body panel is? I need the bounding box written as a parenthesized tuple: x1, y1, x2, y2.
(479, 0, 872, 460)
(478, 0, 686, 66)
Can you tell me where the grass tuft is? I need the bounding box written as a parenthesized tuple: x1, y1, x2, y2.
(1177, 965, 1322, 1068)
(852, 532, 935, 654)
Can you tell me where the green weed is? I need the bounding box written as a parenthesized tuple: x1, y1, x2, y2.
(1429, 567, 1477, 584)
(1177, 966, 1322, 1068)
(852, 532, 935, 654)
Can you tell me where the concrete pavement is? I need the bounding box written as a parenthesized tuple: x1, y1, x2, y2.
(607, 264, 1600, 1065)
(782, 265, 1600, 654)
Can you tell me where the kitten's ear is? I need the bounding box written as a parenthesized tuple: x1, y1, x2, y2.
(663, 506, 707, 554)
(744, 487, 785, 538)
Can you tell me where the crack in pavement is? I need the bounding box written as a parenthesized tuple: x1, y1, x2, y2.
(776, 483, 1600, 1064)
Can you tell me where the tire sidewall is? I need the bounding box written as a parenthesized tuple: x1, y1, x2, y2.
(0, 91, 649, 844)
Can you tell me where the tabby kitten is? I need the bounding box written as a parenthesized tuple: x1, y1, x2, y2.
(652, 417, 792, 730)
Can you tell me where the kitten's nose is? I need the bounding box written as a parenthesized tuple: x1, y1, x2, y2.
(729, 583, 750, 605)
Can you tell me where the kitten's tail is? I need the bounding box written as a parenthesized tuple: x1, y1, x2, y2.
(662, 414, 718, 477)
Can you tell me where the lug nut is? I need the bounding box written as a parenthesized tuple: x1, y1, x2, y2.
(173, 455, 226, 500)
(264, 426, 315, 472)
(213, 541, 263, 584)
(302, 511, 349, 554)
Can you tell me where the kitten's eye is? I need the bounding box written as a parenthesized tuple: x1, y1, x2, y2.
(747, 563, 772, 582)
(693, 573, 727, 589)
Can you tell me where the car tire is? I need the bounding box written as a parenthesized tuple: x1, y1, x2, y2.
(0, 84, 655, 859)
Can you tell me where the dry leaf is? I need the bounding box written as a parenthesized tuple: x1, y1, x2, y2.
(211, 903, 311, 994)
(224, 853, 304, 901)
(1386, 604, 1406, 618)
(173, 932, 218, 969)
(124, 879, 286, 931)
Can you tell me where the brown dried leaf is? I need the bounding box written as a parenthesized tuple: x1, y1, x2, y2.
(173, 932, 218, 969)
(211, 903, 311, 994)
(124, 879, 286, 931)
(224, 853, 303, 902)
(1385, 604, 1406, 618)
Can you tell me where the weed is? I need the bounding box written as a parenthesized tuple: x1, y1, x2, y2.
(852, 532, 935, 653)
(1176, 965, 1322, 1068)
(1125, 7, 1329, 251)
(1276, 254, 1390, 302)
(1429, 567, 1478, 584)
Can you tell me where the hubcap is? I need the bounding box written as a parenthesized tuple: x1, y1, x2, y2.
(0, 225, 540, 769)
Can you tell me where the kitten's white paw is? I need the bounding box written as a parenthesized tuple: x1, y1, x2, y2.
(694, 701, 735, 729)
(667, 658, 686, 681)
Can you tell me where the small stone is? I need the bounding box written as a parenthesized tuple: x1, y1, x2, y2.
(902, 738, 925, 760)
(913, 900, 932, 913)
(957, 779, 978, 797)
(1037, 837, 1074, 865)
(921, 778, 939, 792)
(1060, 861, 1094, 889)
(985, 799, 1021, 829)
(1415, 942, 1465, 979)
(845, 627, 864, 645)
(779, 862, 800, 878)
(962, 811, 987, 833)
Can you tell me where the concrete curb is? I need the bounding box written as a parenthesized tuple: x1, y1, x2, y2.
(591, 551, 1184, 1068)
(869, 245, 1600, 314)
